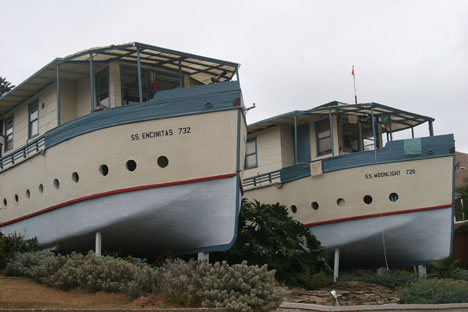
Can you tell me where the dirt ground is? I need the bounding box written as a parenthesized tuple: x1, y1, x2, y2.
(0, 275, 183, 309)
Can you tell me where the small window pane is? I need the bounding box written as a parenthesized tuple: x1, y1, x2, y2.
(246, 140, 256, 154)
(246, 154, 257, 168)
(31, 120, 38, 137)
(318, 138, 331, 154)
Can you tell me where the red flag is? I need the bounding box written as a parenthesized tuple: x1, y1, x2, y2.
(351, 66, 355, 76)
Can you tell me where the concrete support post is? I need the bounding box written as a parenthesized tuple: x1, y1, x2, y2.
(333, 248, 340, 282)
(197, 252, 209, 262)
(418, 265, 427, 278)
(95, 232, 102, 256)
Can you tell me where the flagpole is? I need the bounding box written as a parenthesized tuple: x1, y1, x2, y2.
(352, 65, 358, 104)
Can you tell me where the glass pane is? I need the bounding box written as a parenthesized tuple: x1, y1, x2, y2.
(122, 68, 149, 104)
(157, 73, 179, 91)
(31, 120, 38, 136)
(318, 129, 330, 139)
(246, 140, 256, 155)
(30, 107, 38, 120)
(246, 154, 257, 168)
(342, 120, 359, 152)
(318, 137, 331, 154)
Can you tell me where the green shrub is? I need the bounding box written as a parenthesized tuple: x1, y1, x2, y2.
(297, 272, 334, 290)
(214, 199, 330, 288)
(359, 270, 418, 289)
(5, 251, 156, 298)
(430, 257, 461, 278)
(453, 269, 468, 281)
(157, 259, 286, 311)
(399, 279, 468, 304)
(0, 232, 37, 270)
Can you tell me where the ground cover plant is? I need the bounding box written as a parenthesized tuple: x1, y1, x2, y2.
(4, 250, 286, 311)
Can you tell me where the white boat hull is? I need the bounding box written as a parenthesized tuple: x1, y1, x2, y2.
(1, 174, 239, 254)
(244, 154, 454, 267)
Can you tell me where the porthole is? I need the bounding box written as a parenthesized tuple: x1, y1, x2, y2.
(311, 201, 319, 210)
(54, 178, 60, 189)
(14, 194, 19, 203)
(126, 160, 137, 172)
(389, 193, 399, 202)
(291, 205, 297, 213)
(99, 164, 109, 176)
(3, 198, 7, 206)
(157, 156, 169, 168)
(337, 198, 345, 207)
(72, 172, 79, 183)
(363, 195, 373, 205)
(26, 189, 31, 199)
(39, 184, 44, 193)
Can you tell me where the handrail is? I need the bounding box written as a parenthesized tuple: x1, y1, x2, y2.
(0, 136, 45, 170)
(243, 169, 281, 187)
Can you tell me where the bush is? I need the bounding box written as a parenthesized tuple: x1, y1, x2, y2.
(399, 279, 468, 304)
(297, 272, 334, 290)
(214, 199, 330, 288)
(157, 259, 286, 311)
(430, 257, 461, 278)
(5, 251, 156, 298)
(453, 269, 468, 281)
(359, 270, 418, 289)
(0, 232, 37, 270)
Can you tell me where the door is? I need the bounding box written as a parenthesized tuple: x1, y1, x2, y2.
(296, 123, 311, 163)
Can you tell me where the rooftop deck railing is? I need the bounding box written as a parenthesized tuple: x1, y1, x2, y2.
(242, 169, 281, 187)
(0, 136, 45, 170)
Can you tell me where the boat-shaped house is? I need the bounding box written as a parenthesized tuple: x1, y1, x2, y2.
(0, 43, 246, 256)
(243, 101, 454, 269)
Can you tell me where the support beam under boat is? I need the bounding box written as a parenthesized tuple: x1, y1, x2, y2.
(333, 248, 340, 282)
(95, 232, 102, 256)
(198, 252, 209, 262)
(418, 265, 427, 278)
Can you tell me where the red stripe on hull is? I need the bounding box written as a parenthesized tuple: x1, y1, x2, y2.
(1, 173, 237, 227)
(304, 204, 452, 227)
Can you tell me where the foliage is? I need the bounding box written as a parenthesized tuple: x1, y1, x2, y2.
(5, 251, 285, 310)
(0, 76, 14, 97)
(399, 279, 468, 304)
(214, 199, 330, 288)
(430, 257, 461, 278)
(358, 270, 418, 289)
(0, 232, 37, 270)
(157, 258, 286, 311)
(5, 251, 156, 298)
(297, 272, 334, 290)
(455, 185, 468, 221)
(453, 269, 468, 281)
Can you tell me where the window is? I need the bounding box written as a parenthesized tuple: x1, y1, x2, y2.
(121, 66, 151, 105)
(341, 117, 360, 152)
(4, 115, 13, 152)
(96, 68, 109, 107)
(316, 119, 332, 156)
(120, 65, 181, 105)
(29, 101, 39, 138)
(245, 138, 257, 169)
(362, 122, 377, 150)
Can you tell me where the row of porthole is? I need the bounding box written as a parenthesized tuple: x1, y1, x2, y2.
(2, 156, 169, 208)
(290, 192, 399, 213)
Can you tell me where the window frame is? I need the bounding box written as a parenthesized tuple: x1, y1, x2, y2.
(4, 115, 14, 152)
(95, 67, 110, 108)
(244, 137, 258, 170)
(315, 119, 332, 156)
(28, 100, 39, 139)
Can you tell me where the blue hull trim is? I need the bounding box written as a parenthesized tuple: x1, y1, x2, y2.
(280, 134, 455, 183)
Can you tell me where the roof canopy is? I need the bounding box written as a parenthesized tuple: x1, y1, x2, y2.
(0, 42, 240, 115)
(248, 101, 434, 134)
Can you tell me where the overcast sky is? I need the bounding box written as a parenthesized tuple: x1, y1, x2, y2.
(2, 0, 467, 151)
